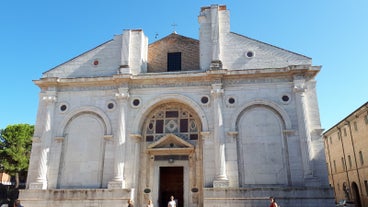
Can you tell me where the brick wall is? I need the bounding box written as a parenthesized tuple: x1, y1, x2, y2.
(147, 33, 199, 72)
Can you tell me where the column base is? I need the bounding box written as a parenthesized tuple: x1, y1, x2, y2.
(213, 179, 229, 188)
(29, 181, 47, 190)
(108, 180, 126, 189)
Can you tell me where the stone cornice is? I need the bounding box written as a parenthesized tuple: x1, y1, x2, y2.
(33, 65, 319, 89)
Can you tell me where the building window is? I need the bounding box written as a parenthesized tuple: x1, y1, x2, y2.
(341, 157, 345, 170)
(365, 180, 368, 195)
(353, 121, 358, 131)
(338, 132, 341, 141)
(348, 155, 352, 169)
(329, 136, 332, 144)
(359, 151, 364, 165)
(343, 128, 347, 136)
(333, 160, 337, 172)
(365, 114, 368, 124)
(167, 52, 181, 71)
(144, 103, 200, 142)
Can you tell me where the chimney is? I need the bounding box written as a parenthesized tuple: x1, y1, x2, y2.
(120, 29, 148, 75)
(198, 5, 229, 71)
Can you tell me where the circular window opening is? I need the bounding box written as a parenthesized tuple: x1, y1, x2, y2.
(107, 103, 114, 109)
(60, 105, 67, 111)
(93, 60, 99, 66)
(282, 95, 290, 102)
(228, 97, 235, 104)
(133, 99, 140, 106)
(201, 96, 209, 104)
(246, 51, 254, 58)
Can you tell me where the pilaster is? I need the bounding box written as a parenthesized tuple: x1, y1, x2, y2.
(210, 83, 229, 187)
(108, 88, 129, 189)
(29, 93, 57, 189)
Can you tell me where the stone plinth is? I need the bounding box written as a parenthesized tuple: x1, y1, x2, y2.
(19, 189, 132, 207)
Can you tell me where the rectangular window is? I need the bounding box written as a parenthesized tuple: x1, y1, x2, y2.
(167, 52, 181, 71)
(353, 121, 358, 131)
(166, 111, 179, 118)
(156, 120, 164, 133)
(329, 137, 332, 144)
(365, 180, 368, 195)
(333, 160, 337, 172)
(365, 115, 368, 124)
(341, 157, 345, 170)
(348, 155, 352, 169)
(146, 135, 154, 142)
(359, 151, 364, 165)
(343, 128, 347, 136)
(180, 119, 188, 132)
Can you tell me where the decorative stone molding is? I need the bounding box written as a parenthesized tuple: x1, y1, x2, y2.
(32, 136, 41, 143)
(54, 136, 64, 143)
(283, 130, 295, 136)
(104, 135, 113, 141)
(227, 131, 238, 138)
(200, 131, 211, 139)
(129, 134, 142, 143)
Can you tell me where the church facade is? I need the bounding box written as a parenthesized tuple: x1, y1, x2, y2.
(20, 5, 334, 207)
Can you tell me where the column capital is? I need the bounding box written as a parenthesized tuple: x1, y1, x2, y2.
(32, 136, 41, 143)
(129, 134, 142, 143)
(200, 131, 211, 139)
(104, 134, 114, 141)
(227, 131, 238, 138)
(115, 92, 130, 100)
(54, 136, 64, 143)
(115, 87, 130, 100)
(293, 85, 307, 93)
(42, 95, 57, 103)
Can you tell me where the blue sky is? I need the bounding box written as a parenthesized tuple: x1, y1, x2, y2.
(0, 1, 367, 131)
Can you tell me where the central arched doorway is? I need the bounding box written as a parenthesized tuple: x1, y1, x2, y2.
(141, 102, 203, 207)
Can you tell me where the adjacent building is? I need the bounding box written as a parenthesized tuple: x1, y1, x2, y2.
(20, 5, 334, 207)
(323, 101, 368, 206)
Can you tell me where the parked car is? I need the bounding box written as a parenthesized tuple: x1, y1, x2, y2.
(336, 200, 356, 207)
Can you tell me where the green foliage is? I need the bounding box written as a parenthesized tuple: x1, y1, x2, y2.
(0, 124, 34, 176)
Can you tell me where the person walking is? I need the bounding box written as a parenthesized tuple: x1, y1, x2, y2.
(269, 197, 278, 207)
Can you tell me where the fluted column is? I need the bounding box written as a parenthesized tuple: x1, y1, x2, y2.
(211, 83, 229, 187)
(293, 79, 313, 178)
(29, 93, 56, 189)
(108, 88, 129, 189)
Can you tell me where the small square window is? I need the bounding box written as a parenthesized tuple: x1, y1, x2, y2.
(167, 52, 181, 71)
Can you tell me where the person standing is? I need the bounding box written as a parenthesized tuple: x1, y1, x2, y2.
(127, 199, 134, 207)
(146, 199, 154, 207)
(168, 195, 176, 207)
(269, 197, 278, 207)
(14, 200, 23, 207)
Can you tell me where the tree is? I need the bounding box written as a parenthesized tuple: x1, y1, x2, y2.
(0, 124, 34, 188)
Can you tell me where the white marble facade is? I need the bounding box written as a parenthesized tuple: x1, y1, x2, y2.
(20, 4, 334, 207)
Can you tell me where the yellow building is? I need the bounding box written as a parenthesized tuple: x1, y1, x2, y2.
(323, 101, 368, 206)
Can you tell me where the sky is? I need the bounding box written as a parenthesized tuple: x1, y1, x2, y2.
(0, 1, 367, 131)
